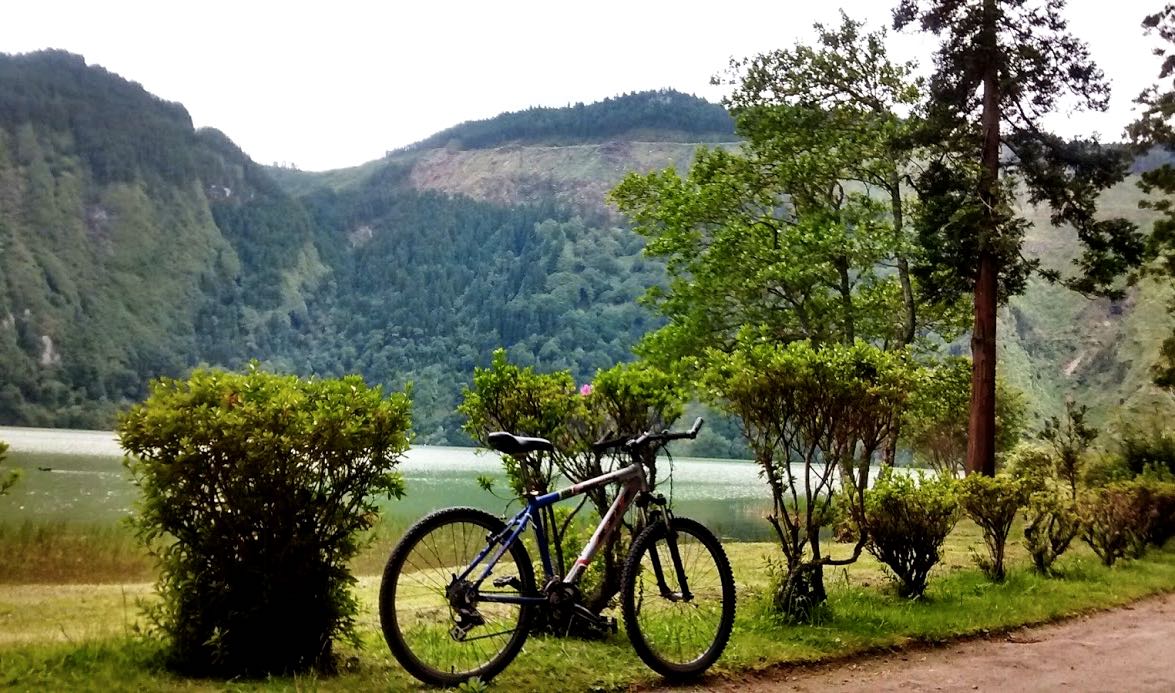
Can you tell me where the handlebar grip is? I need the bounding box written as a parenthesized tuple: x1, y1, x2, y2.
(689, 417, 704, 437)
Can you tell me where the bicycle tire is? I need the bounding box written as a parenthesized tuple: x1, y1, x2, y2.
(379, 506, 536, 687)
(621, 516, 735, 679)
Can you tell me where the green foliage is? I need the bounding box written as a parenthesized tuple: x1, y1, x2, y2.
(117, 364, 411, 676)
(1079, 482, 1148, 567)
(895, 0, 1142, 302)
(0, 439, 17, 496)
(897, 0, 1143, 477)
(718, 11, 961, 349)
(1118, 421, 1175, 478)
(1082, 452, 1136, 487)
(1039, 401, 1099, 498)
(864, 469, 959, 598)
(459, 348, 582, 495)
(957, 474, 1030, 581)
(700, 336, 919, 619)
(1125, 7, 1175, 387)
(612, 16, 965, 366)
(588, 361, 685, 476)
(402, 89, 734, 152)
(1023, 491, 1080, 576)
(1006, 442, 1080, 574)
(1132, 476, 1175, 549)
(903, 357, 1027, 477)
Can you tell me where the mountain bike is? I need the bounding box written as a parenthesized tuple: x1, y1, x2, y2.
(378, 417, 736, 686)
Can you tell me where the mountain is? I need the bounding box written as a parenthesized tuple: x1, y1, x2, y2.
(0, 50, 1170, 451)
(0, 51, 325, 427)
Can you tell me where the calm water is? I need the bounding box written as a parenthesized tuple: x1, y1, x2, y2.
(0, 426, 779, 541)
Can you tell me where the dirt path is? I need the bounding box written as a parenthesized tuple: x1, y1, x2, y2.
(667, 592, 1175, 692)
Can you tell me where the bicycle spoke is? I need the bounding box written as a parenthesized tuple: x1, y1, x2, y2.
(385, 513, 531, 683)
(629, 524, 730, 669)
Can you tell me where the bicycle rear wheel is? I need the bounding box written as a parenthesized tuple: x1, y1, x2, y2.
(379, 507, 535, 686)
(621, 516, 735, 679)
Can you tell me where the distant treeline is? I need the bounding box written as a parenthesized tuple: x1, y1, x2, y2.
(399, 89, 736, 152)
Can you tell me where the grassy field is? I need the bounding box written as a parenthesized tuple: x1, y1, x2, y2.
(2, 520, 1175, 691)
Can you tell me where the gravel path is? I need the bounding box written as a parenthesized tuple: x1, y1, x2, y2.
(665, 591, 1175, 692)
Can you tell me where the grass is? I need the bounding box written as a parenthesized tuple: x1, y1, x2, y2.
(2, 519, 1175, 691)
(0, 521, 151, 584)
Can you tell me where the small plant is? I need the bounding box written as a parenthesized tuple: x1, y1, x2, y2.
(958, 474, 1029, 581)
(864, 469, 959, 598)
(1022, 491, 1080, 575)
(0, 440, 17, 496)
(1006, 443, 1079, 575)
(1038, 401, 1098, 498)
(118, 365, 412, 676)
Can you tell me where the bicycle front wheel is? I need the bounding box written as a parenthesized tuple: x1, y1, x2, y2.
(379, 506, 536, 687)
(621, 516, 735, 679)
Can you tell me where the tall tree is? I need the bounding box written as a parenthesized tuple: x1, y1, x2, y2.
(613, 14, 962, 362)
(722, 12, 930, 346)
(895, 0, 1144, 475)
(1127, 5, 1175, 387)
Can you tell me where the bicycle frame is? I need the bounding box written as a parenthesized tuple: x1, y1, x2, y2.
(454, 461, 648, 605)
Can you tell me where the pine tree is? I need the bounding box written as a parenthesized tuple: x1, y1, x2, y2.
(895, 0, 1144, 475)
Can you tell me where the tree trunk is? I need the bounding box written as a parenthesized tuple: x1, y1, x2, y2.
(967, 0, 1000, 477)
(889, 168, 916, 346)
(836, 255, 855, 344)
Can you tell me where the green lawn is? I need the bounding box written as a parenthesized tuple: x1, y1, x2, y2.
(2, 522, 1175, 691)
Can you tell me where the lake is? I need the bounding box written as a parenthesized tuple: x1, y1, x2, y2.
(0, 426, 780, 541)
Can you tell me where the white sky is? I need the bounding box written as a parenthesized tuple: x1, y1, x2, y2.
(0, 0, 1161, 171)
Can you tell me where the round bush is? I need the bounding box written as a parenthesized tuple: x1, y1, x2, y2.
(118, 366, 411, 676)
(958, 474, 1029, 582)
(864, 469, 959, 598)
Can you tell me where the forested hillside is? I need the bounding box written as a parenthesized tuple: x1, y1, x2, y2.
(0, 53, 735, 447)
(0, 50, 1170, 450)
(0, 51, 325, 427)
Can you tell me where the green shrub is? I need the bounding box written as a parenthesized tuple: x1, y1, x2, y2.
(700, 338, 918, 621)
(0, 440, 17, 496)
(1022, 491, 1080, 575)
(958, 474, 1029, 581)
(1078, 482, 1143, 566)
(118, 365, 411, 676)
(1006, 443, 1079, 575)
(1131, 477, 1175, 550)
(864, 469, 959, 598)
(1081, 453, 1133, 487)
(1119, 423, 1175, 478)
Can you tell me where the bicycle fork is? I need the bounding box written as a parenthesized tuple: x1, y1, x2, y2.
(643, 499, 694, 602)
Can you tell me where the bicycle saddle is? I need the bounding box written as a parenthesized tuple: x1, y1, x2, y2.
(486, 432, 555, 455)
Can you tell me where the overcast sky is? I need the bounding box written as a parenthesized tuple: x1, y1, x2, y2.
(0, 1, 1161, 171)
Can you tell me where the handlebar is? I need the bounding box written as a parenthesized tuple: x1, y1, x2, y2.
(590, 417, 704, 454)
